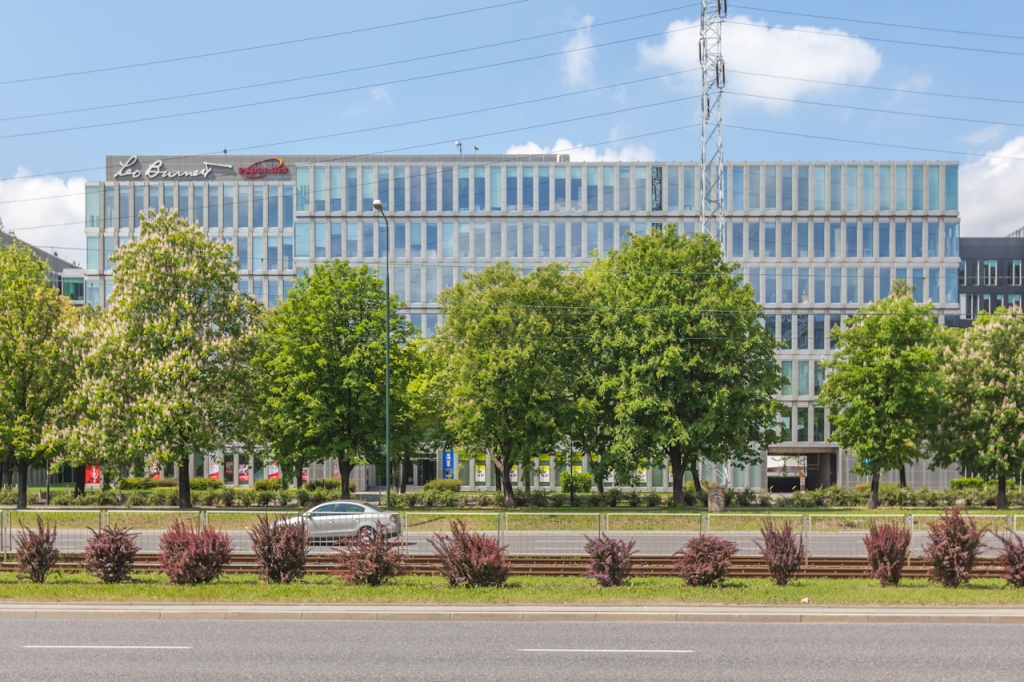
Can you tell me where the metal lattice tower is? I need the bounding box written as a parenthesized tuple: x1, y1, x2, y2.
(699, 0, 726, 239)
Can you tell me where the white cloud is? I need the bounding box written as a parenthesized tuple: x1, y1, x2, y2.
(962, 124, 1004, 147)
(638, 17, 882, 108)
(562, 16, 596, 88)
(960, 136, 1024, 237)
(505, 137, 656, 162)
(0, 169, 86, 265)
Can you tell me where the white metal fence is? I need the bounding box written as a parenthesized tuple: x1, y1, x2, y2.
(0, 509, 1018, 558)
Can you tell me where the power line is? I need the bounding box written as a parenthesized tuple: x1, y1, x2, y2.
(0, 25, 698, 142)
(0, 5, 698, 123)
(729, 5, 1024, 42)
(724, 17, 1024, 58)
(0, 0, 531, 86)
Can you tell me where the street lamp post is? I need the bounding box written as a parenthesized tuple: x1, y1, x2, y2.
(373, 199, 391, 511)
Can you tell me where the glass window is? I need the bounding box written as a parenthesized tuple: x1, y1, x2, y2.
(847, 267, 858, 303)
(880, 268, 891, 298)
(295, 223, 310, 258)
(571, 222, 583, 258)
(862, 166, 874, 212)
(814, 267, 825, 304)
(911, 222, 923, 258)
(780, 315, 792, 349)
(813, 165, 825, 211)
(749, 222, 760, 257)
(442, 222, 453, 258)
(814, 315, 825, 351)
(928, 165, 940, 211)
(223, 186, 234, 227)
(177, 186, 188, 221)
(162, 185, 173, 211)
(555, 167, 567, 210)
(896, 165, 907, 211)
(238, 186, 249, 228)
(603, 167, 615, 211)
(346, 166, 358, 212)
(602, 222, 614, 254)
(426, 266, 438, 302)
(764, 222, 776, 257)
(912, 268, 924, 302)
(829, 222, 840, 258)
(489, 222, 502, 259)
(458, 223, 470, 258)
(554, 223, 566, 258)
(814, 407, 825, 441)
(283, 185, 294, 228)
(912, 165, 924, 211)
(830, 267, 842, 303)
(781, 268, 793, 303)
(394, 221, 406, 259)
(427, 222, 439, 259)
(362, 222, 374, 258)
(862, 223, 873, 258)
(765, 314, 776, 340)
(878, 222, 890, 258)
(797, 223, 808, 258)
(117, 187, 130, 229)
(1011, 260, 1022, 286)
(147, 185, 158, 215)
(587, 167, 599, 211)
(539, 167, 550, 211)
(346, 222, 358, 258)
(732, 166, 744, 211)
(797, 408, 808, 444)
(441, 166, 453, 212)
(410, 166, 422, 212)
(409, 268, 421, 303)
(329, 221, 341, 259)
(781, 223, 792, 258)
(538, 223, 550, 258)
(928, 267, 939, 303)
(410, 222, 422, 259)
(846, 166, 858, 212)
(813, 223, 824, 258)
(283, 236, 293, 270)
(86, 186, 100, 228)
(846, 223, 857, 258)
(426, 166, 438, 212)
(265, 186, 276, 229)
(765, 165, 777, 210)
(522, 166, 534, 210)
(945, 221, 959, 258)
(253, 186, 263, 228)
(618, 166, 630, 211)
(133, 186, 144, 227)
(314, 167, 326, 212)
(749, 267, 760, 302)
(945, 165, 958, 211)
(829, 314, 841, 349)
(732, 223, 744, 258)
(474, 223, 485, 258)
(880, 165, 891, 211)
(748, 165, 760, 210)
(458, 167, 469, 212)
(522, 222, 534, 258)
(798, 268, 809, 303)
(86, 236, 99, 270)
(505, 222, 517, 258)
(296, 167, 310, 212)
(830, 165, 842, 211)
(765, 268, 777, 303)
(237, 236, 249, 271)
(895, 222, 906, 258)
(797, 165, 808, 211)
(983, 259, 998, 286)
(928, 222, 939, 258)
(781, 361, 793, 396)
(491, 165, 503, 210)
(267, 237, 278, 270)
(798, 360, 809, 394)
(394, 166, 406, 212)
(329, 167, 342, 212)
(571, 167, 583, 211)
(863, 267, 875, 302)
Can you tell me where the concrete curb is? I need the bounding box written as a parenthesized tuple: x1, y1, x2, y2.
(1, 604, 1023, 624)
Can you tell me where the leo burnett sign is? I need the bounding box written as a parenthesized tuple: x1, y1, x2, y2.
(110, 155, 290, 181)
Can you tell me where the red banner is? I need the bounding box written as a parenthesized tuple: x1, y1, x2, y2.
(85, 465, 102, 486)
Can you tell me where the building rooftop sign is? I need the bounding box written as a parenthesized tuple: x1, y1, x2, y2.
(237, 158, 289, 179)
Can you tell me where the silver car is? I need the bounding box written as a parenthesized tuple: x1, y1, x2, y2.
(287, 501, 401, 543)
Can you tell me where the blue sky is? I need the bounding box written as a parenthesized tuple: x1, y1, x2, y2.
(2, 0, 1023, 263)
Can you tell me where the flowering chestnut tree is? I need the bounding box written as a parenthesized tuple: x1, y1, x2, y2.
(55, 210, 261, 508)
(933, 308, 1024, 509)
(0, 240, 80, 508)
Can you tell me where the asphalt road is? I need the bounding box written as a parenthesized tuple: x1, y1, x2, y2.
(9, 528, 1007, 558)
(1, 619, 1020, 681)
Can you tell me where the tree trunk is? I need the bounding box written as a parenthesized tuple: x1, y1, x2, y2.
(997, 474, 1008, 510)
(400, 454, 411, 494)
(899, 466, 907, 489)
(524, 464, 531, 494)
(3, 463, 13, 488)
(16, 460, 29, 509)
(669, 448, 684, 506)
(178, 461, 192, 509)
(340, 460, 353, 499)
(73, 464, 86, 496)
(501, 461, 515, 508)
(689, 460, 703, 493)
(869, 467, 880, 510)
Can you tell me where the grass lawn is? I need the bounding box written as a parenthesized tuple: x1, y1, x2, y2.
(1, 572, 1024, 606)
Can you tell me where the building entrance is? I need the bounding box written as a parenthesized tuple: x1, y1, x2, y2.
(767, 451, 837, 492)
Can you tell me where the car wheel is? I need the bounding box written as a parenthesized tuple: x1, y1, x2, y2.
(357, 526, 377, 542)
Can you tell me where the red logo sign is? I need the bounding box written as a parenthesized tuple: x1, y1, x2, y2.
(238, 157, 289, 179)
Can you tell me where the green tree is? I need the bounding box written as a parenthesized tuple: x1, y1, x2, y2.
(429, 263, 578, 507)
(590, 228, 783, 506)
(55, 210, 260, 508)
(819, 280, 944, 509)
(0, 242, 80, 508)
(933, 308, 1024, 509)
(257, 260, 415, 500)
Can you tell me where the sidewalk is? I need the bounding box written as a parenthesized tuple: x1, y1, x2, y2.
(1, 603, 1022, 623)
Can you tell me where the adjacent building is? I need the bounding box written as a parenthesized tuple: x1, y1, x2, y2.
(957, 232, 1024, 323)
(84, 154, 963, 491)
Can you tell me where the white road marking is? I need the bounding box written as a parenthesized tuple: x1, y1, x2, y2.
(518, 649, 693, 654)
(24, 646, 191, 650)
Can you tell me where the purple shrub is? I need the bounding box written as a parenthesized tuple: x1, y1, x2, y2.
(674, 535, 738, 587)
(158, 518, 233, 585)
(248, 515, 309, 584)
(923, 507, 984, 588)
(995, 533, 1024, 589)
(83, 525, 140, 584)
(584, 533, 636, 587)
(428, 518, 510, 588)
(15, 516, 60, 583)
(335, 522, 405, 586)
(863, 520, 912, 586)
(756, 517, 805, 586)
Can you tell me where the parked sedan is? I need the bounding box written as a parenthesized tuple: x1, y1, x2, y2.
(286, 501, 401, 543)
